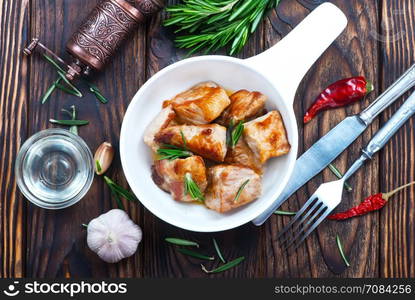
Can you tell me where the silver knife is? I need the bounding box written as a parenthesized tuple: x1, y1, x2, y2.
(253, 64, 415, 226)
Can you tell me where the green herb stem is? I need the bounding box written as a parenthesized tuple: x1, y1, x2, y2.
(177, 248, 214, 261)
(230, 121, 244, 147)
(96, 160, 102, 173)
(104, 176, 137, 203)
(49, 119, 89, 126)
(274, 210, 297, 216)
(86, 81, 109, 104)
(156, 144, 193, 160)
(201, 256, 245, 273)
(336, 235, 350, 267)
(184, 173, 205, 202)
(41, 78, 61, 104)
(328, 163, 353, 192)
(61, 105, 78, 135)
(234, 179, 249, 202)
(165, 237, 199, 248)
(213, 238, 226, 264)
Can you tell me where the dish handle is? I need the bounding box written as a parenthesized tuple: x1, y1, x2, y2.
(244, 3, 347, 105)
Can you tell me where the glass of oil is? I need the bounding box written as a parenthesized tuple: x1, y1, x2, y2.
(15, 128, 94, 209)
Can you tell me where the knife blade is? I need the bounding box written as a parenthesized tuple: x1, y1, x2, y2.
(252, 64, 415, 226)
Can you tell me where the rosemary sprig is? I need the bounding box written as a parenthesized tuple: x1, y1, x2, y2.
(164, 0, 280, 55)
(86, 81, 109, 104)
(212, 238, 226, 264)
(61, 105, 78, 135)
(43, 54, 65, 73)
(49, 119, 89, 126)
(234, 179, 249, 202)
(177, 248, 214, 261)
(156, 144, 193, 160)
(56, 83, 82, 98)
(336, 234, 350, 267)
(201, 256, 245, 273)
(184, 173, 205, 202)
(165, 237, 199, 248)
(41, 78, 61, 104)
(104, 176, 137, 203)
(274, 210, 297, 216)
(230, 121, 244, 147)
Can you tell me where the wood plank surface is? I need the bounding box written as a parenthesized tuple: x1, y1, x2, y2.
(0, 0, 30, 278)
(1, 0, 415, 278)
(380, 0, 415, 278)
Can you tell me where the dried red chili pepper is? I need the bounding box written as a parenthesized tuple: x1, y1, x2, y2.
(303, 76, 374, 123)
(328, 181, 415, 220)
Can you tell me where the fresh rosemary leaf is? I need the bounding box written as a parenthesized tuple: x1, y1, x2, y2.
(43, 54, 65, 73)
(336, 235, 350, 267)
(177, 248, 214, 261)
(81, 223, 88, 228)
(55, 83, 82, 98)
(165, 237, 199, 248)
(156, 144, 193, 160)
(273, 210, 297, 216)
(230, 121, 244, 147)
(234, 179, 249, 203)
(104, 176, 137, 202)
(49, 119, 89, 126)
(96, 160, 102, 173)
(184, 173, 205, 202)
(212, 238, 226, 264)
(61, 105, 79, 135)
(201, 256, 245, 274)
(87, 82, 108, 104)
(56, 71, 83, 97)
(41, 78, 61, 104)
(328, 163, 353, 192)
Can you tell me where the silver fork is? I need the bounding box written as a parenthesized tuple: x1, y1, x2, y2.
(278, 89, 415, 252)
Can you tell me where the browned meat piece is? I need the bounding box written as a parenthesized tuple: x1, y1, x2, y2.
(155, 124, 227, 162)
(205, 165, 262, 213)
(152, 156, 207, 202)
(225, 137, 263, 174)
(243, 111, 291, 163)
(163, 81, 231, 125)
(143, 105, 176, 152)
(217, 89, 267, 126)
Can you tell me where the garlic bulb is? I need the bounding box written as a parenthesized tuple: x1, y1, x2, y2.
(87, 209, 142, 263)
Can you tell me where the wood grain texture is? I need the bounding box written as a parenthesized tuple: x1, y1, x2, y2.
(0, 0, 30, 278)
(379, 0, 415, 278)
(261, 0, 380, 277)
(1, 0, 415, 278)
(26, 0, 147, 277)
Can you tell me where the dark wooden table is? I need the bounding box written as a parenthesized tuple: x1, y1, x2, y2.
(1, 0, 414, 278)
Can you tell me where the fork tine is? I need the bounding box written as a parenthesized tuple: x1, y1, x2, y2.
(279, 199, 322, 245)
(287, 208, 333, 253)
(277, 194, 318, 240)
(281, 204, 327, 252)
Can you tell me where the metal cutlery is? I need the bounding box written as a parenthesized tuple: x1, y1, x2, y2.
(253, 64, 415, 226)
(278, 89, 415, 252)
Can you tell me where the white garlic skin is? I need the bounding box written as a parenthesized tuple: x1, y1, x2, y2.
(87, 209, 142, 263)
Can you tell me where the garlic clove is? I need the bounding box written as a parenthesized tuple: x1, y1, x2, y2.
(87, 209, 142, 263)
(94, 142, 115, 175)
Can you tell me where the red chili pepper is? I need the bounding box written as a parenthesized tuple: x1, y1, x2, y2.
(304, 76, 374, 124)
(328, 181, 415, 220)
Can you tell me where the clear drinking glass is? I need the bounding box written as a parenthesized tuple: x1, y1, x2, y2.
(15, 128, 94, 209)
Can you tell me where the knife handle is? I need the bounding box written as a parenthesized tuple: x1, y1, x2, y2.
(362, 90, 415, 159)
(359, 64, 415, 125)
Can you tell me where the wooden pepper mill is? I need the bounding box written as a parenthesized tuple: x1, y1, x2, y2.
(24, 0, 164, 80)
